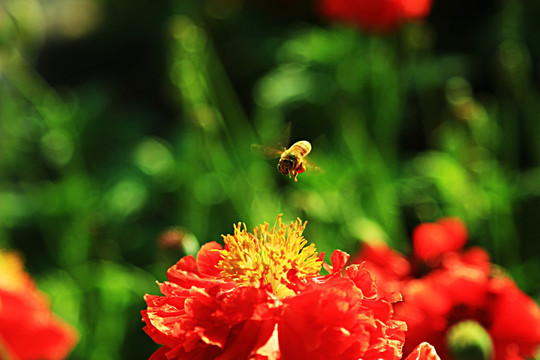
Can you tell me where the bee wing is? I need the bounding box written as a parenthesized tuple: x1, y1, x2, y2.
(303, 159, 324, 174)
(278, 122, 291, 150)
(251, 144, 283, 159)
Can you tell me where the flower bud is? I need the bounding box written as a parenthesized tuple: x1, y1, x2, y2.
(446, 320, 493, 360)
(158, 227, 199, 255)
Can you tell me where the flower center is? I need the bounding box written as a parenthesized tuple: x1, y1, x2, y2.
(216, 215, 323, 298)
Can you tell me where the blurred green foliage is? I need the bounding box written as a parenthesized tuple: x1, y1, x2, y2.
(1, 0, 540, 358)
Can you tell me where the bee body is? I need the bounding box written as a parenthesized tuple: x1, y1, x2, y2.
(252, 140, 319, 182)
(277, 141, 312, 182)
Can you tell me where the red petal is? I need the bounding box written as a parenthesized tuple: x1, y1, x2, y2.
(279, 277, 405, 360)
(197, 241, 223, 276)
(323, 250, 350, 276)
(216, 319, 276, 360)
(413, 223, 450, 261)
(0, 288, 78, 360)
(438, 217, 468, 252)
(489, 277, 540, 357)
(352, 242, 411, 279)
(345, 264, 378, 298)
(399, 0, 433, 19)
(319, 0, 432, 32)
(148, 346, 170, 360)
(413, 218, 468, 261)
(404, 342, 441, 360)
(166, 255, 233, 290)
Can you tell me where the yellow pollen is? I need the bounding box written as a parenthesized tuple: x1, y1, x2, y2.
(216, 215, 322, 298)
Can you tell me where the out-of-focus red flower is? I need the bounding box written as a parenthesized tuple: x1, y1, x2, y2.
(413, 217, 468, 262)
(158, 227, 188, 251)
(0, 251, 78, 360)
(350, 241, 411, 296)
(142, 216, 408, 360)
(487, 277, 540, 360)
(399, 253, 540, 360)
(352, 218, 540, 360)
(318, 0, 432, 32)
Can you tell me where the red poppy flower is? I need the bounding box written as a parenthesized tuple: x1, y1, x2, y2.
(318, 0, 432, 32)
(142, 216, 409, 360)
(352, 218, 540, 360)
(352, 217, 472, 288)
(398, 253, 540, 360)
(0, 251, 78, 360)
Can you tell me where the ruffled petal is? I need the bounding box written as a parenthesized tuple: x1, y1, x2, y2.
(404, 342, 441, 360)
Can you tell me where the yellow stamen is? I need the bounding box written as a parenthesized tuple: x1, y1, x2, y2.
(217, 215, 322, 298)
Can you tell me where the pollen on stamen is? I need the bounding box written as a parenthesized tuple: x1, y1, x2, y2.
(216, 215, 323, 298)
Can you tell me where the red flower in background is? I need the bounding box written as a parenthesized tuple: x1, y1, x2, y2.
(398, 249, 540, 360)
(352, 218, 540, 360)
(318, 0, 432, 32)
(0, 251, 78, 360)
(142, 216, 415, 360)
(350, 240, 410, 296)
(412, 217, 468, 262)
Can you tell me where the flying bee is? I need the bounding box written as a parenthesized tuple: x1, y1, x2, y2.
(251, 140, 320, 182)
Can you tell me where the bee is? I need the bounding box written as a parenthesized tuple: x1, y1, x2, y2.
(252, 140, 319, 182)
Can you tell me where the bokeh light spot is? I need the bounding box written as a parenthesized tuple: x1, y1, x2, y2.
(40, 128, 74, 167)
(133, 138, 175, 181)
(105, 177, 147, 219)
